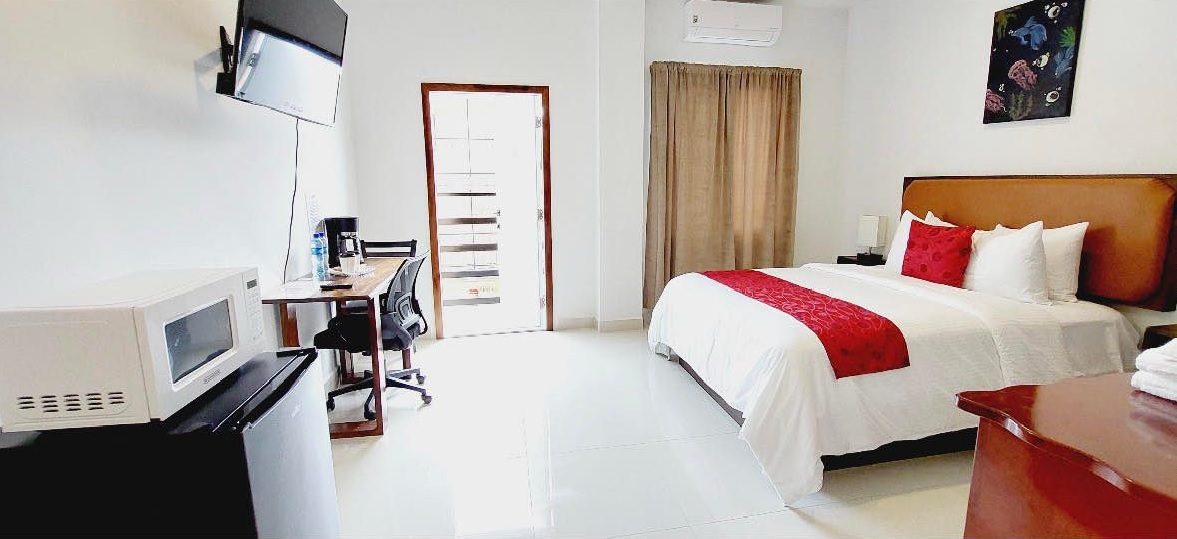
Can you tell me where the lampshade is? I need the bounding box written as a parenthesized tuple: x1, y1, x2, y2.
(857, 215, 886, 249)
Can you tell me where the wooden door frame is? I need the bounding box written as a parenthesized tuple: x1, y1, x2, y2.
(420, 82, 555, 339)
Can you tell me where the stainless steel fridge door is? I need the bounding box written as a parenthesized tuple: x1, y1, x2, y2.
(241, 356, 340, 538)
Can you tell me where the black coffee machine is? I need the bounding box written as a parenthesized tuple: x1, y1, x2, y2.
(323, 216, 363, 269)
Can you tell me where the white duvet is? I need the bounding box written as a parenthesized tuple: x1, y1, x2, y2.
(648, 263, 1138, 504)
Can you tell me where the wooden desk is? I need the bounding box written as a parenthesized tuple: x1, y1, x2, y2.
(263, 256, 406, 439)
(957, 374, 1177, 538)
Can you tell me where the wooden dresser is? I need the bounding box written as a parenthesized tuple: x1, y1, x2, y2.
(957, 374, 1177, 539)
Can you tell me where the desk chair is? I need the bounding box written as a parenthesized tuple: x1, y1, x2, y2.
(338, 238, 424, 379)
(342, 239, 420, 314)
(315, 253, 432, 419)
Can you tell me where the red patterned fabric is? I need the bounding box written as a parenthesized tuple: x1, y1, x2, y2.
(701, 270, 909, 379)
(901, 221, 975, 287)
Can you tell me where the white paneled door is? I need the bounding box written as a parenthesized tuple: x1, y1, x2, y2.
(423, 85, 553, 338)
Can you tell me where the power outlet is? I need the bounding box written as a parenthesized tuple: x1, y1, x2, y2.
(305, 192, 322, 233)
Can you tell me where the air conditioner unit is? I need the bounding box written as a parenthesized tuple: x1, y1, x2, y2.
(684, 0, 783, 47)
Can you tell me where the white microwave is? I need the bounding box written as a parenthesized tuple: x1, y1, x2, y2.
(0, 268, 265, 432)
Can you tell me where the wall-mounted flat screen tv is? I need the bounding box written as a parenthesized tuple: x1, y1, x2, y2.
(217, 0, 347, 126)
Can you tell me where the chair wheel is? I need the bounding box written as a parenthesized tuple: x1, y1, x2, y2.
(363, 408, 377, 420)
(326, 399, 335, 411)
(416, 374, 426, 384)
(421, 394, 433, 405)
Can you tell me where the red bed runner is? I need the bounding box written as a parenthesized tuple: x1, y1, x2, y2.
(701, 269, 909, 378)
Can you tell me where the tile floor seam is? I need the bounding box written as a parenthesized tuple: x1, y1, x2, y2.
(520, 425, 541, 539)
(692, 483, 960, 530)
(607, 524, 694, 538)
(685, 502, 835, 529)
(546, 430, 743, 456)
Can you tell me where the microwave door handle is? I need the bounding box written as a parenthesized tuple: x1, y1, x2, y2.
(234, 350, 318, 432)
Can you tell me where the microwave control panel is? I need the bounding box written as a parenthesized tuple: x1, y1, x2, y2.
(244, 278, 264, 342)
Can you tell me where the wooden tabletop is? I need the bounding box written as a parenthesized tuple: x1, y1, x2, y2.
(262, 257, 407, 304)
(957, 373, 1177, 514)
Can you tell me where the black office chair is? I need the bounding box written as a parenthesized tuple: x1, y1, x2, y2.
(315, 253, 433, 419)
(342, 239, 422, 316)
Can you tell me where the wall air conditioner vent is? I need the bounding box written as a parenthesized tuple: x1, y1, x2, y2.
(684, 0, 783, 47)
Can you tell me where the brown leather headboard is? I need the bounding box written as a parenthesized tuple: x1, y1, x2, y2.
(902, 175, 1177, 311)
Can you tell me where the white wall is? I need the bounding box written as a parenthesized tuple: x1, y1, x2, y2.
(643, 0, 851, 266)
(840, 0, 1177, 326)
(344, 0, 849, 332)
(343, 0, 602, 332)
(597, 0, 647, 329)
(0, 1, 359, 348)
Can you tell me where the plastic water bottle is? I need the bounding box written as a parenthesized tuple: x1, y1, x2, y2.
(311, 232, 329, 281)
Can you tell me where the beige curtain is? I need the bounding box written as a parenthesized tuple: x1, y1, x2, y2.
(644, 62, 801, 308)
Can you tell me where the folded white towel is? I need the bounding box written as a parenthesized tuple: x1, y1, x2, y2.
(1132, 370, 1177, 402)
(1153, 338, 1177, 360)
(1137, 351, 1177, 377)
(1137, 339, 1177, 375)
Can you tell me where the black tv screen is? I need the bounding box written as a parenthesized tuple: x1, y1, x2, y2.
(219, 0, 347, 126)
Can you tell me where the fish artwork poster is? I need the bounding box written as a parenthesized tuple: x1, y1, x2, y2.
(984, 0, 1086, 124)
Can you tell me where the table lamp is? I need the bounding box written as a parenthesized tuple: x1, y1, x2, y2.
(857, 215, 886, 263)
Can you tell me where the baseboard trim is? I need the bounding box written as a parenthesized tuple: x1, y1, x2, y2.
(555, 317, 598, 330)
(597, 318, 644, 332)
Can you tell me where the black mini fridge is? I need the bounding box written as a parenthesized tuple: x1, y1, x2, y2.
(0, 349, 340, 538)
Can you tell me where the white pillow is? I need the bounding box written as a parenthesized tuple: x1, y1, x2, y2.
(963, 221, 1051, 304)
(883, 211, 918, 273)
(884, 211, 954, 273)
(997, 222, 1088, 302)
(924, 211, 954, 227)
(969, 224, 1009, 248)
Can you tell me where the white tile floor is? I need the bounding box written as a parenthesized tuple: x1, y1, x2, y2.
(330, 330, 974, 538)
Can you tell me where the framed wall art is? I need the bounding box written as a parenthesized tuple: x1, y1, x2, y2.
(984, 0, 1086, 124)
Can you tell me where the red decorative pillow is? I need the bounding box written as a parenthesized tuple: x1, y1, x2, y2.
(901, 221, 975, 287)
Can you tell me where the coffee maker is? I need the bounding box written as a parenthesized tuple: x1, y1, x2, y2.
(323, 217, 363, 269)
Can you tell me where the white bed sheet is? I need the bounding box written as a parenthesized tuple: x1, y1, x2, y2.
(1047, 299, 1141, 373)
(647, 263, 1138, 504)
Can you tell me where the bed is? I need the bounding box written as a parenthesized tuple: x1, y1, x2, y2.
(648, 174, 1177, 504)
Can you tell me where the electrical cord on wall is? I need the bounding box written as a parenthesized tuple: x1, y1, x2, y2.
(282, 118, 300, 282)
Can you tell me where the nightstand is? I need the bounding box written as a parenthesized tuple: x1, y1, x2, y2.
(836, 254, 885, 266)
(1142, 324, 1177, 350)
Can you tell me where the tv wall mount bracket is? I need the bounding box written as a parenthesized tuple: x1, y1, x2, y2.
(216, 26, 235, 96)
